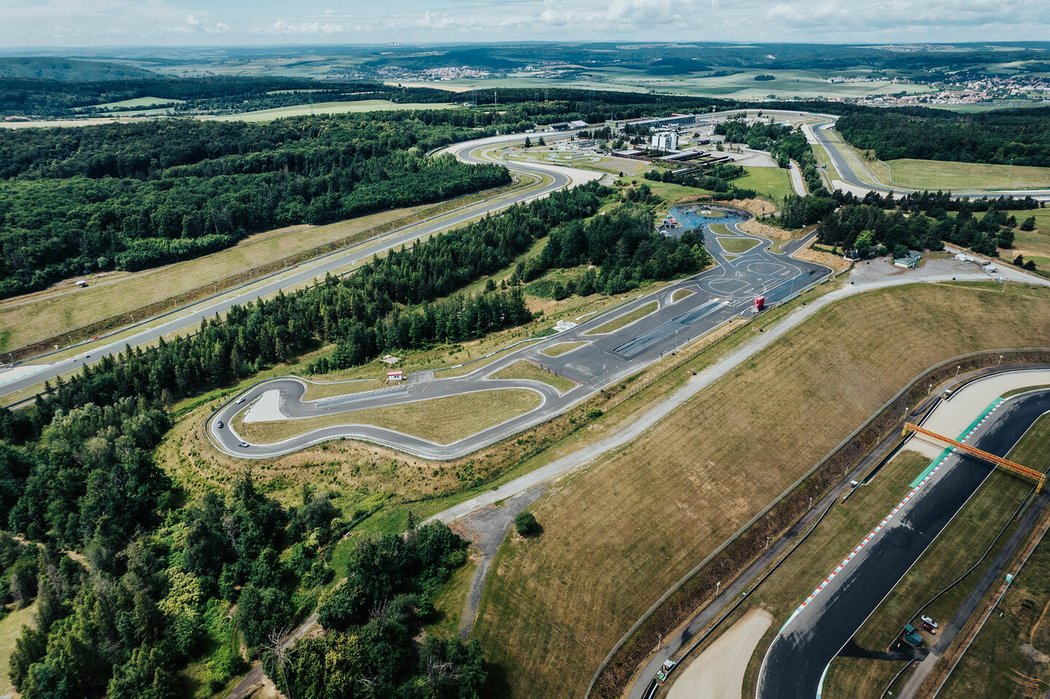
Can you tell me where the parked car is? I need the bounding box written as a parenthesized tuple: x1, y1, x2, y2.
(920, 615, 939, 633)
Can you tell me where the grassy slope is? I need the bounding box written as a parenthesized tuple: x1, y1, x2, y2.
(941, 536, 1050, 697)
(0, 602, 37, 695)
(1009, 208, 1050, 268)
(0, 203, 435, 354)
(473, 282, 1050, 698)
(237, 388, 542, 445)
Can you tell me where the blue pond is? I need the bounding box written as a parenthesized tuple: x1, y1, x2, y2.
(665, 204, 747, 238)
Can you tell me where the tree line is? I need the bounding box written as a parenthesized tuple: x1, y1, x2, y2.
(514, 203, 710, 298)
(0, 114, 513, 298)
(814, 192, 1042, 261)
(0, 183, 608, 445)
(837, 107, 1050, 167)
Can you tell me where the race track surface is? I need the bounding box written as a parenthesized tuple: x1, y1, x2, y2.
(211, 206, 831, 459)
(757, 389, 1050, 699)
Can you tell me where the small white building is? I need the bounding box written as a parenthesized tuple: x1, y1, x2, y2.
(650, 131, 679, 152)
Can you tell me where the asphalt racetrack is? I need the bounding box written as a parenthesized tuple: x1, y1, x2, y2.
(211, 204, 830, 459)
(757, 389, 1050, 699)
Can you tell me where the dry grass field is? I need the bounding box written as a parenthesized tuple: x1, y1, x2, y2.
(236, 388, 542, 445)
(540, 341, 588, 357)
(473, 282, 1050, 698)
(490, 360, 577, 394)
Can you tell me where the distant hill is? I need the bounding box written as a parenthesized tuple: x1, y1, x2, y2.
(0, 57, 157, 81)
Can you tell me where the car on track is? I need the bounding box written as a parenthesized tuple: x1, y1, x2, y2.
(216, 420, 224, 429)
(238, 441, 249, 448)
(236, 397, 246, 404)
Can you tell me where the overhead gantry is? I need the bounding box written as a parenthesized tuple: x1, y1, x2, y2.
(902, 421, 1045, 493)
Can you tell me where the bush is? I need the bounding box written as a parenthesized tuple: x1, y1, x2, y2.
(515, 511, 542, 537)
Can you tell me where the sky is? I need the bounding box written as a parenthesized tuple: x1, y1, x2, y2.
(1, 0, 1048, 47)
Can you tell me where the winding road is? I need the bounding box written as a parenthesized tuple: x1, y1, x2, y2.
(210, 206, 831, 459)
(0, 132, 598, 402)
(757, 388, 1050, 699)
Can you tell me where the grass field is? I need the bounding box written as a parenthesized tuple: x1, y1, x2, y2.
(472, 281, 1050, 698)
(427, 557, 478, 640)
(718, 237, 761, 254)
(236, 388, 542, 446)
(490, 360, 577, 394)
(1009, 208, 1050, 269)
(0, 602, 36, 696)
(882, 159, 1050, 191)
(540, 341, 587, 357)
(738, 166, 794, 203)
(586, 301, 658, 335)
(300, 378, 383, 401)
(211, 100, 460, 122)
(941, 524, 1050, 697)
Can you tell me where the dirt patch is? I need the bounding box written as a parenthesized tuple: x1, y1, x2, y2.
(666, 608, 773, 699)
(739, 218, 792, 241)
(793, 240, 852, 274)
(726, 198, 776, 218)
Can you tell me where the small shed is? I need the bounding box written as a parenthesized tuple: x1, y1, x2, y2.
(893, 252, 922, 269)
(386, 370, 404, 382)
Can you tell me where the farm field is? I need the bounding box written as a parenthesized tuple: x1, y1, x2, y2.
(210, 99, 460, 121)
(472, 281, 1050, 698)
(235, 388, 542, 445)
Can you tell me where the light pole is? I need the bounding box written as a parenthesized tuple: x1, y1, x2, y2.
(998, 355, 1003, 367)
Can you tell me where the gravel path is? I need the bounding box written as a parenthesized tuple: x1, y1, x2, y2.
(666, 608, 773, 699)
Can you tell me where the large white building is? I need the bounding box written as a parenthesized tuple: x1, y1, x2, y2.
(650, 131, 679, 152)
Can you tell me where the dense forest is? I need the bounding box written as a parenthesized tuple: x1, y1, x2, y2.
(0, 114, 512, 297)
(514, 203, 710, 299)
(837, 107, 1050, 166)
(811, 189, 1043, 260)
(0, 174, 717, 696)
(0, 184, 625, 697)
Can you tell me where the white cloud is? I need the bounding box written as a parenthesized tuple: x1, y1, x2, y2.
(0, 0, 1047, 45)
